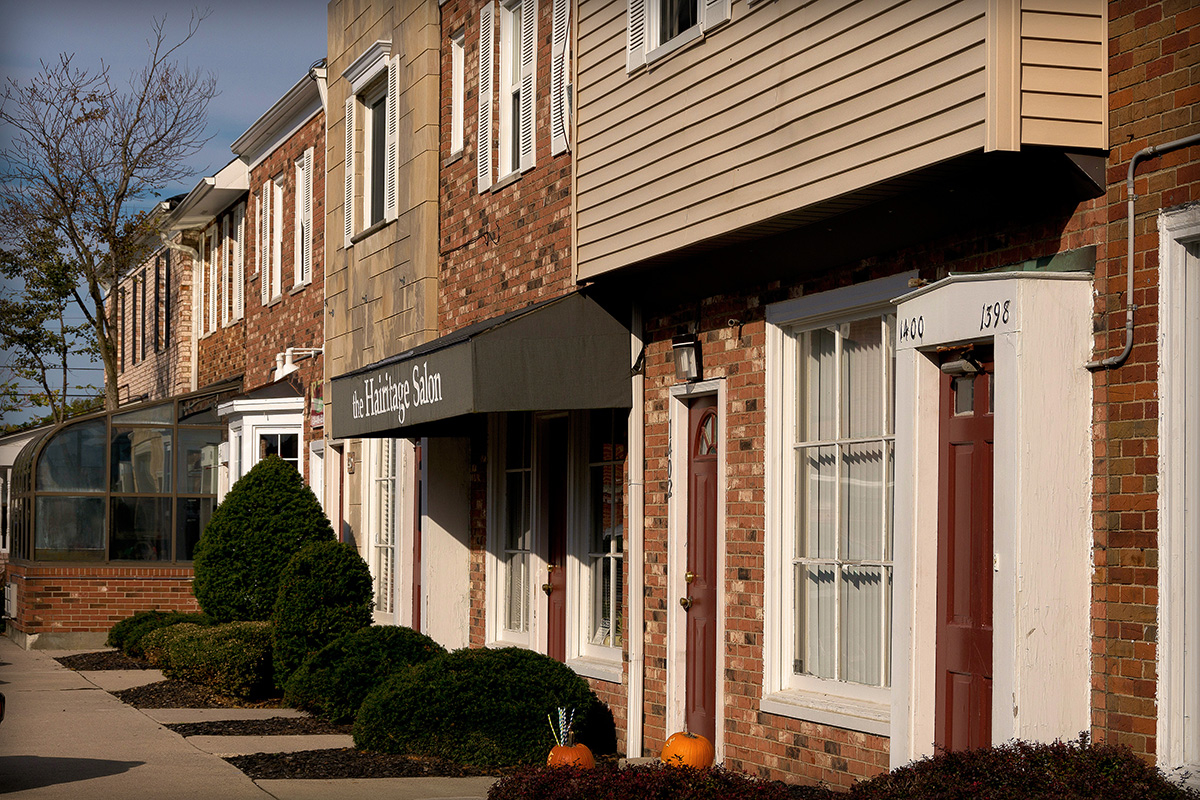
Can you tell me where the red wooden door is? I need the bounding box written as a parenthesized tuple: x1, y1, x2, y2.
(542, 417, 569, 662)
(684, 395, 719, 742)
(935, 356, 994, 751)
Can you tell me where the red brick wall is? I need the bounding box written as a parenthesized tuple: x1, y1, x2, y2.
(638, 202, 1107, 787)
(117, 239, 196, 403)
(438, 0, 574, 333)
(6, 562, 198, 637)
(1089, 0, 1200, 760)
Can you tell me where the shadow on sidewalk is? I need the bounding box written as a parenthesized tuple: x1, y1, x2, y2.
(0, 755, 143, 793)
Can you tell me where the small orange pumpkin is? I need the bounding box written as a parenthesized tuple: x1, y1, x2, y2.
(547, 741, 595, 768)
(661, 731, 714, 768)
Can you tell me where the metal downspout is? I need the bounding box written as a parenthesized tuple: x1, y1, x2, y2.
(626, 304, 646, 758)
(1087, 132, 1200, 371)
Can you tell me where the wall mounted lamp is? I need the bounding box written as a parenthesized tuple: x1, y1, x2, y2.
(273, 347, 324, 382)
(672, 334, 702, 383)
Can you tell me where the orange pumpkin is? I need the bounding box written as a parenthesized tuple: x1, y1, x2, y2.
(547, 742, 595, 768)
(661, 731, 714, 768)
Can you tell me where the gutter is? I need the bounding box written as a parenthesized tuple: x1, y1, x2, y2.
(1087, 132, 1200, 371)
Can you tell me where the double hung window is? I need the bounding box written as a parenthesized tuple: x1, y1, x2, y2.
(584, 409, 626, 654)
(259, 176, 284, 303)
(342, 42, 398, 246)
(477, 0, 544, 191)
(373, 439, 397, 618)
(450, 31, 465, 155)
(764, 279, 900, 733)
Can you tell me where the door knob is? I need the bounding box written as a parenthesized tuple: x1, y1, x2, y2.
(542, 583, 554, 596)
(679, 596, 693, 610)
(684, 571, 696, 584)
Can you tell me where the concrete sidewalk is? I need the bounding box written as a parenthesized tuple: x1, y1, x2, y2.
(0, 636, 495, 800)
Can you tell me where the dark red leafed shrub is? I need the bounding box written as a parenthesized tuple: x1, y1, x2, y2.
(486, 764, 832, 800)
(848, 735, 1200, 800)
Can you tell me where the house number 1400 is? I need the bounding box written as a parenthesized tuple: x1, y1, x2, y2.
(979, 300, 1010, 331)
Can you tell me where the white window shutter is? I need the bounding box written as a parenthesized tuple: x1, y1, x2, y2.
(234, 204, 245, 318)
(221, 216, 230, 326)
(550, 0, 569, 156)
(209, 231, 218, 332)
(385, 56, 399, 221)
(518, 0, 537, 172)
(197, 245, 206, 334)
(344, 96, 356, 246)
(702, 0, 731, 31)
(302, 147, 314, 284)
(477, 3, 494, 192)
(260, 183, 271, 305)
(627, 0, 646, 72)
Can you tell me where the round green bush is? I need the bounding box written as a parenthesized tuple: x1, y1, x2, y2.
(105, 610, 215, 658)
(284, 625, 447, 723)
(192, 455, 334, 622)
(271, 540, 374, 686)
(353, 646, 613, 767)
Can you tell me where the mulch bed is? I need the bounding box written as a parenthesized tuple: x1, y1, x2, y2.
(112, 678, 283, 709)
(55, 649, 150, 671)
(225, 749, 512, 780)
(166, 717, 352, 736)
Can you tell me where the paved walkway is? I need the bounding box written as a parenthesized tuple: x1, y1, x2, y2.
(0, 636, 495, 800)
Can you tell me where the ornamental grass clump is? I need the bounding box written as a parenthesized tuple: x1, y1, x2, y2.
(284, 625, 446, 723)
(105, 610, 215, 658)
(271, 540, 374, 687)
(354, 646, 615, 767)
(192, 456, 334, 622)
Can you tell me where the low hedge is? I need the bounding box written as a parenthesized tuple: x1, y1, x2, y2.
(284, 625, 446, 723)
(354, 646, 614, 767)
(846, 735, 1199, 800)
(105, 610, 215, 658)
(271, 540, 374, 687)
(487, 737, 1200, 800)
(487, 764, 827, 800)
(140, 621, 275, 699)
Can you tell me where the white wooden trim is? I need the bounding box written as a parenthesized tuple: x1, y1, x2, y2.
(344, 96, 355, 246)
(385, 56, 399, 221)
(626, 0, 647, 72)
(477, 3, 495, 192)
(550, 0, 569, 155)
(518, 0, 537, 172)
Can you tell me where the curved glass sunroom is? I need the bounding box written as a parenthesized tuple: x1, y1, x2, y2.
(9, 392, 227, 564)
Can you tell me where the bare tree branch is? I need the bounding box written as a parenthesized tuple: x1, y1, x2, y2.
(0, 10, 217, 411)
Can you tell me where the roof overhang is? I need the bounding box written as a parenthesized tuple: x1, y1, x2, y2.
(168, 158, 249, 230)
(231, 71, 324, 168)
(329, 292, 633, 439)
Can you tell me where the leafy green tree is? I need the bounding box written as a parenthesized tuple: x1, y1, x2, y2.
(0, 13, 217, 411)
(0, 221, 99, 426)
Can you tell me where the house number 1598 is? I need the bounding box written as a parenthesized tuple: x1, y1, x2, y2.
(979, 300, 1010, 331)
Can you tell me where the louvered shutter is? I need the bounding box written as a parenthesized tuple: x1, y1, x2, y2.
(302, 147, 314, 283)
(385, 56, 399, 221)
(221, 216, 230, 326)
(702, 0, 731, 31)
(518, 0, 537, 171)
(208, 230, 218, 331)
(234, 204, 245, 318)
(477, 3, 494, 192)
(260, 182, 271, 305)
(627, 0, 646, 72)
(550, 0, 569, 155)
(344, 96, 355, 246)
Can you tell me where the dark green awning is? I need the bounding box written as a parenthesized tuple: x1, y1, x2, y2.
(329, 292, 632, 439)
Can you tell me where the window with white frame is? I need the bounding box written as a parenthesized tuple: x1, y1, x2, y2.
(374, 439, 397, 618)
(500, 412, 533, 638)
(583, 409, 626, 654)
(342, 42, 398, 245)
(450, 30, 465, 154)
(627, 0, 730, 71)
(1159, 206, 1200, 778)
(224, 203, 246, 323)
(259, 177, 283, 303)
(294, 149, 314, 287)
(764, 284, 897, 729)
(258, 432, 299, 470)
(478, 0, 535, 190)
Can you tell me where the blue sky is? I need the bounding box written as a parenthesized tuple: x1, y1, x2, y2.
(0, 0, 328, 426)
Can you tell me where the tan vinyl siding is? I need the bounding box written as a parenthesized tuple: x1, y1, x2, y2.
(575, 0, 990, 281)
(1019, 0, 1107, 150)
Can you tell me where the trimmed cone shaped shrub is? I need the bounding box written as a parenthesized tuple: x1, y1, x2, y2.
(353, 646, 615, 767)
(272, 540, 374, 686)
(284, 625, 446, 723)
(192, 455, 334, 621)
